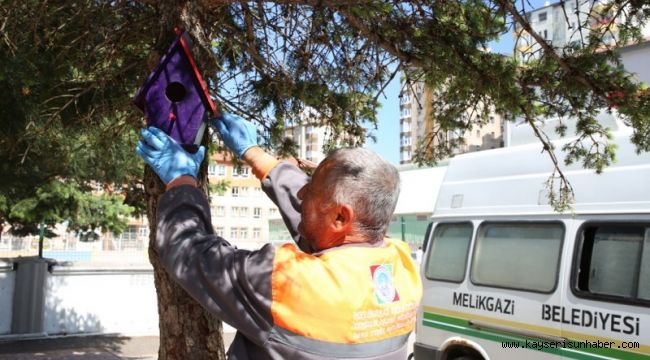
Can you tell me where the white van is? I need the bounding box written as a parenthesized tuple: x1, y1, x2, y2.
(413, 128, 650, 359)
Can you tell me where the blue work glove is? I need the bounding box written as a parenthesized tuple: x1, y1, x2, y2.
(211, 112, 257, 158)
(136, 127, 205, 184)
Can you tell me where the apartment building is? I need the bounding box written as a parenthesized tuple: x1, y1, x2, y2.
(398, 76, 505, 164)
(449, 111, 505, 154)
(399, 80, 430, 164)
(118, 151, 281, 253)
(284, 107, 330, 164)
(207, 153, 279, 250)
(515, 0, 650, 61)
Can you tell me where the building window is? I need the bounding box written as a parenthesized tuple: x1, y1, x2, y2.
(471, 222, 564, 293)
(253, 207, 262, 218)
(543, 29, 548, 40)
(253, 228, 261, 239)
(574, 224, 650, 304)
(401, 150, 412, 162)
(231, 228, 238, 239)
(208, 163, 217, 175)
(476, 130, 480, 137)
(239, 228, 248, 239)
(217, 165, 226, 176)
(231, 207, 239, 217)
(215, 227, 224, 237)
(489, 116, 495, 124)
(538, 12, 547, 22)
(240, 207, 249, 217)
(233, 166, 250, 178)
(269, 208, 278, 217)
(118, 225, 144, 250)
(139, 226, 149, 238)
(231, 186, 239, 197)
(425, 223, 473, 282)
(215, 206, 225, 217)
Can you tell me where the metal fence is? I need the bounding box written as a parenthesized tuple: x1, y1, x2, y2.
(0, 224, 151, 267)
(2, 213, 432, 265)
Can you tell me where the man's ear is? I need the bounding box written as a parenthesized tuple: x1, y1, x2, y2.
(332, 204, 354, 232)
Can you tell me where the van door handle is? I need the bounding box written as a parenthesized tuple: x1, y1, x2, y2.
(468, 320, 566, 343)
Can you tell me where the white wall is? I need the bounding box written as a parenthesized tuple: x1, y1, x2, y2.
(619, 42, 650, 84)
(44, 268, 158, 336)
(0, 269, 15, 335)
(0, 265, 159, 337)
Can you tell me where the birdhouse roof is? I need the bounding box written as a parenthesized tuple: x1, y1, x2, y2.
(133, 29, 217, 115)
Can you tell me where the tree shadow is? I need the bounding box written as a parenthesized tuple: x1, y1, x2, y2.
(45, 275, 105, 335)
(0, 332, 161, 359)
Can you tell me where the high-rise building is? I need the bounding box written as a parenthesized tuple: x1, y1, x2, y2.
(515, 0, 650, 61)
(399, 79, 430, 164)
(284, 107, 331, 164)
(398, 76, 505, 164)
(449, 110, 505, 154)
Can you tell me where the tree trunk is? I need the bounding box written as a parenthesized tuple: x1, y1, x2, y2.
(145, 165, 226, 359)
(144, 3, 227, 357)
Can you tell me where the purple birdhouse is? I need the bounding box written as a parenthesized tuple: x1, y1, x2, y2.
(133, 29, 218, 152)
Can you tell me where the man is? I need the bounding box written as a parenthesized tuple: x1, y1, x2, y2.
(136, 113, 422, 359)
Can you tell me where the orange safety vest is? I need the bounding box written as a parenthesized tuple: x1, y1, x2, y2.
(271, 238, 422, 348)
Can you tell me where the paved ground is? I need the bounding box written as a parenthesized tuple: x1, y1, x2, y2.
(0, 331, 413, 359)
(0, 333, 236, 360)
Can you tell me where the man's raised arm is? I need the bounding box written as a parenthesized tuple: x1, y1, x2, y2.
(211, 113, 310, 251)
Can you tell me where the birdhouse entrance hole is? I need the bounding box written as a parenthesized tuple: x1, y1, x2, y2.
(165, 82, 186, 102)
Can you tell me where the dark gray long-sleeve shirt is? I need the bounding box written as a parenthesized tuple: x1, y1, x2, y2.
(155, 162, 421, 359)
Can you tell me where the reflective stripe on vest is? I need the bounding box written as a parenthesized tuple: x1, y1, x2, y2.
(271, 238, 422, 344)
(270, 326, 410, 358)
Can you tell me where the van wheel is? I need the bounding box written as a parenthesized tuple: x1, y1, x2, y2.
(445, 345, 483, 360)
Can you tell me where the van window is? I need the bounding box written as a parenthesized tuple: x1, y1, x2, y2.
(425, 223, 473, 282)
(575, 224, 650, 303)
(471, 223, 563, 292)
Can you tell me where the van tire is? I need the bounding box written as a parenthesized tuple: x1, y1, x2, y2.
(446, 346, 483, 360)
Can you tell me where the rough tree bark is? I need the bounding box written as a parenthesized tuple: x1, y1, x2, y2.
(143, 2, 226, 359)
(145, 167, 225, 360)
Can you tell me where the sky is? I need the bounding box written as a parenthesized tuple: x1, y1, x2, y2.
(365, 0, 550, 165)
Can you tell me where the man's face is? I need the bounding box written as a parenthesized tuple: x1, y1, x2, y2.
(297, 160, 336, 250)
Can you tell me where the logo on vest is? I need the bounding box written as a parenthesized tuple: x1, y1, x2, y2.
(370, 264, 400, 304)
